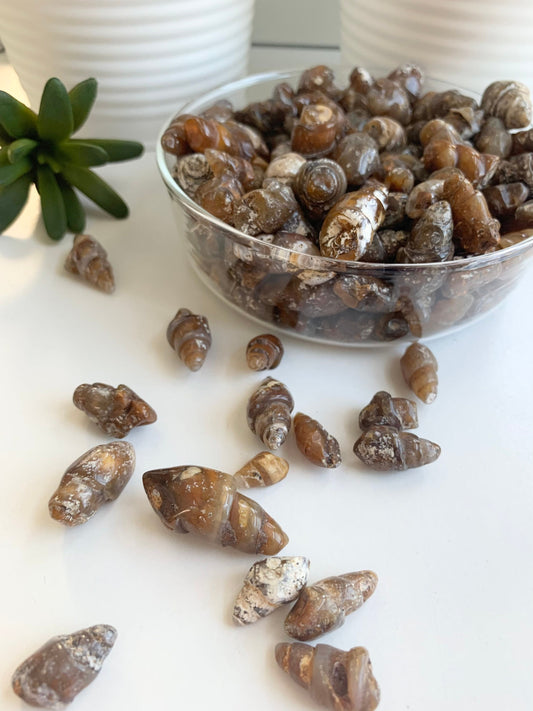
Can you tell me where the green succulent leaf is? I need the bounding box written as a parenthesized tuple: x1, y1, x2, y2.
(69, 77, 98, 133)
(37, 78, 74, 142)
(55, 140, 109, 167)
(58, 179, 86, 233)
(0, 91, 38, 139)
(60, 164, 129, 219)
(0, 156, 33, 188)
(37, 164, 67, 240)
(7, 138, 38, 163)
(81, 138, 144, 162)
(0, 125, 12, 146)
(0, 173, 32, 234)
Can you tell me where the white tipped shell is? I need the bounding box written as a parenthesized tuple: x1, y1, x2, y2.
(233, 556, 310, 625)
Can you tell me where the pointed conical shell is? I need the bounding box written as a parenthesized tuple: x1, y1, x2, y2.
(64, 234, 115, 294)
(233, 556, 309, 624)
(284, 571, 377, 641)
(143, 465, 289, 554)
(247, 377, 294, 450)
(400, 342, 438, 404)
(166, 308, 212, 372)
(354, 426, 440, 470)
(12, 624, 117, 710)
(246, 333, 284, 371)
(275, 642, 380, 711)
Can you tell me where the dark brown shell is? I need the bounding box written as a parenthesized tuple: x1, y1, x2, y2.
(12, 625, 117, 709)
(359, 391, 418, 430)
(294, 158, 348, 220)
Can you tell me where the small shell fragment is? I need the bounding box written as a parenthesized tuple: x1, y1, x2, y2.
(48, 441, 135, 526)
(12, 624, 117, 710)
(400, 342, 439, 404)
(293, 412, 342, 468)
(233, 451, 289, 488)
(64, 234, 115, 294)
(73, 382, 157, 438)
(167, 307, 212, 372)
(285, 570, 378, 641)
(246, 333, 284, 371)
(275, 642, 380, 711)
(232, 556, 310, 624)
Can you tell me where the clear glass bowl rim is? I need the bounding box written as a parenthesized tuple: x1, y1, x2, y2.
(155, 66, 533, 273)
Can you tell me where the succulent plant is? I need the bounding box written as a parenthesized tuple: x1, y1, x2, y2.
(0, 77, 143, 240)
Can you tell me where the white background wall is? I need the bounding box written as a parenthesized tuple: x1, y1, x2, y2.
(252, 0, 340, 47)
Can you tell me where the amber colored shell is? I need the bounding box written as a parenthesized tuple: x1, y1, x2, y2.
(73, 382, 157, 438)
(475, 117, 512, 158)
(442, 172, 500, 254)
(396, 200, 454, 263)
(284, 571, 378, 640)
(247, 377, 294, 450)
(48, 441, 135, 526)
(363, 116, 406, 151)
(354, 426, 440, 470)
(64, 234, 115, 294)
(246, 333, 284, 371)
(142, 465, 289, 555)
(400, 342, 439, 404)
(167, 308, 212, 372)
(319, 184, 388, 260)
(195, 172, 243, 222)
(291, 103, 341, 158)
(293, 413, 341, 469)
(275, 642, 380, 711)
(359, 391, 418, 430)
(423, 139, 499, 189)
(233, 180, 298, 236)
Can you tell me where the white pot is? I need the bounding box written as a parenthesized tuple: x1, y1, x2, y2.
(340, 0, 533, 93)
(0, 0, 255, 147)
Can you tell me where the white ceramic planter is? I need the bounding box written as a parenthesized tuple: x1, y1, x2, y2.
(340, 0, 533, 93)
(0, 0, 255, 147)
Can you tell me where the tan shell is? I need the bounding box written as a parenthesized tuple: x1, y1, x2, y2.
(400, 342, 439, 404)
(167, 308, 212, 372)
(64, 234, 115, 293)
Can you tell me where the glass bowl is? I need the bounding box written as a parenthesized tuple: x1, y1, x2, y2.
(155, 68, 533, 346)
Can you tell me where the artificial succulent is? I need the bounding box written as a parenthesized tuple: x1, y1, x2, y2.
(0, 77, 143, 240)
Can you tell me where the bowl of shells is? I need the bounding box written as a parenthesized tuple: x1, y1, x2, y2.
(156, 64, 533, 346)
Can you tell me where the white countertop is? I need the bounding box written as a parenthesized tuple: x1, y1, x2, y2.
(1, 49, 533, 711)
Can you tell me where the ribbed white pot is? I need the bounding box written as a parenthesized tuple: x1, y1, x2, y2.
(0, 0, 255, 147)
(340, 0, 533, 93)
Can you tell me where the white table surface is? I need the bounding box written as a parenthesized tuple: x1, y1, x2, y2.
(1, 48, 533, 711)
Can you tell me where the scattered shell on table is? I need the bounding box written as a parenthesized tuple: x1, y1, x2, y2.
(233, 556, 310, 625)
(48, 441, 135, 526)
(12, 624, 117, 710)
